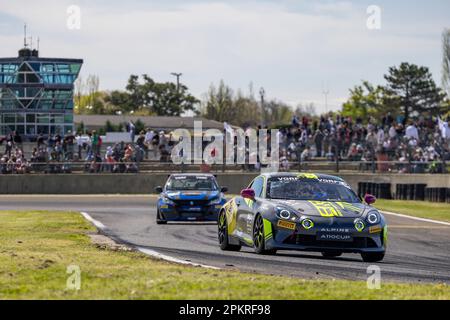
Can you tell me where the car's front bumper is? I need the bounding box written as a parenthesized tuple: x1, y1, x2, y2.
(265, 217, 387, 254)
(158, 203, 223, 222)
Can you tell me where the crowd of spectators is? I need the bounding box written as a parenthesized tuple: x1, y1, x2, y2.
(1, 113, 449, 174)
(275, 113, 450, 173)
(0, 127, 174, 174)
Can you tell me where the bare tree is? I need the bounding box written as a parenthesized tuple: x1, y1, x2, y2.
(442, 28, 450, 96)
(86, 74, 100, 110)
(74, 75, 84, 110)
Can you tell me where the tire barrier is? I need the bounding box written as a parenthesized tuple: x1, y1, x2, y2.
(395, 184, 427, 201)
(358, 182, 392, 199)
(425, 188, 450, 203)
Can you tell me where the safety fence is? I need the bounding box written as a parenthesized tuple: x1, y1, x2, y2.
(1, 159, 449, 175)
(358, 182, 450, 203)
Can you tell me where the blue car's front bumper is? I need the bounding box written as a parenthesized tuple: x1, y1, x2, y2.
(158, 199, 225, 222)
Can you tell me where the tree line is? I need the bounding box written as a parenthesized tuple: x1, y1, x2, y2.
(74, 28, 450, 126)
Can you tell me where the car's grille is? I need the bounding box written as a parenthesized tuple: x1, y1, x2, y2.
(174, 200, 210, 207)
(284, 235, 378, 248)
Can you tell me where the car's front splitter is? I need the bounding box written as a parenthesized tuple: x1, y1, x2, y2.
(264, 218, 386, 254)
(159, 207, 220, 222)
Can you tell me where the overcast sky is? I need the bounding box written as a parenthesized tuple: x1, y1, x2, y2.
(0, 0, 448, 113)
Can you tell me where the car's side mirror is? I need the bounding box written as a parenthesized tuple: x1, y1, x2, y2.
(364, 194, 376, 205)
(155, 186, 163, 193)
(240, 188, 255, 200)
(221, 186, 228, 193)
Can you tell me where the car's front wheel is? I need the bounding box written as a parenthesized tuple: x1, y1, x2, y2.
(156, 209, 167, 225)
(218, 211, 241, 251)
(253, 215, 277, 255)
(361, 252, 385, 262)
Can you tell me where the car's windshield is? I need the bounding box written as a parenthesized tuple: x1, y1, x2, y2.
(267, 176, 360, 203)
(166, 176, 218, 191)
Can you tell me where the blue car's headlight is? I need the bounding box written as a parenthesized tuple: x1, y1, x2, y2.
(366, 211, 380, 224)
(162, 196, 175, 205)
(276, 207, 299, 222)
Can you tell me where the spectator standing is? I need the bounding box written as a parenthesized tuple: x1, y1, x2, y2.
(128, 121, 135, 143)
(36, 133, 45, 149)
(405, 121, 419, 141)
(13, 131, 22, 147)
(313, 129, 324, 157)
(75, 132, 84, 160)
(64, 130, 75, 160)
(144, 129, 155, 159)
(91, 131, 99, 156)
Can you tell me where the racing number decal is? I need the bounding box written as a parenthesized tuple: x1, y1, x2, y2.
(225, 200, 238, 234)
(308, 201, 343, 217)
(335, 202, 363, 214)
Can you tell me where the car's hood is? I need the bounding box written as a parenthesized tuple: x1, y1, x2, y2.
(272, 199, 368, 218)
(165, 190, 220, 201)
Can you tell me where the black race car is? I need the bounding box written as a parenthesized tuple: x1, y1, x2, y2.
(218, 173, 387, 262)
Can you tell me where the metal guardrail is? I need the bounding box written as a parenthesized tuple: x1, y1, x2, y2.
(0, 160, 448, 174)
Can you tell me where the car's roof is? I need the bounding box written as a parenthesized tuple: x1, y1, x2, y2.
(260, 172, 344, 182)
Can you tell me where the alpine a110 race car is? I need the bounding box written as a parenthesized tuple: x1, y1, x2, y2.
(155, 173, 228, 224)
(218, 173, 387, 262)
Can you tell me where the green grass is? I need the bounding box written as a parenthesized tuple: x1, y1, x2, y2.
(0, 210, 448, 300)
(375, 200, 450, 223)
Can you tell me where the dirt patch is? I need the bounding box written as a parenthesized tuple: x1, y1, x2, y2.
(88, 233, 133, 252)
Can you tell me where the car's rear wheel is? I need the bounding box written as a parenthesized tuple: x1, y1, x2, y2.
(218, 211, 241, 251)
(321, 251, 343, 258)
(253, 215, 277, 255)
(156, 209, 167, 225)
(361, 252, 385, 262)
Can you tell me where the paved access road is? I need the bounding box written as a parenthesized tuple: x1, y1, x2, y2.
(1, 195, 449, 283)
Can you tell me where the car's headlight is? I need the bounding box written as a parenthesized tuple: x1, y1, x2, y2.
(354, 218, 365, 232)
(162, 196, 175, 205)
(366, 211, 380, 224)
(209, 197, 223, 205)
(301, 218, 314, 230)
(276, 208, 299, 222)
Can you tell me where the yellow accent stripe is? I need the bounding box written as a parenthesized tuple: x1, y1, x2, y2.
(309, 201, 343, 217)
(244, 198, 254, 208)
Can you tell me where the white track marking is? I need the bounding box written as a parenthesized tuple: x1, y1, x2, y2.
(80, 211, 106, 229)
(137, 247, 220, 270)
(79, 212, 220, 270)
(381, 211, 450, 226)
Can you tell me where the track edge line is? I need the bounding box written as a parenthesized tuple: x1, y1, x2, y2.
(381, 210, 450, 226)
(79, 211, 221, 270)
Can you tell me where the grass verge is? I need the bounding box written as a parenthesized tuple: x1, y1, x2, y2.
(375, 199, 450, 223)
(0, 210, 448, 300)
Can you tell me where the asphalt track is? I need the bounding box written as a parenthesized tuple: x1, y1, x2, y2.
(1, 195, 449, 284)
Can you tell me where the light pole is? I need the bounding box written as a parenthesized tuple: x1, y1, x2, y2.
(259, 87, 265, 127)
(171, 72, 183, 92)
(322, 82, 330, 114)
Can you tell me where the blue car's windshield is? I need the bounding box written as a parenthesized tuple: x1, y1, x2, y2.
(267, 176, 360, 203)
(166, 176, 218, 191)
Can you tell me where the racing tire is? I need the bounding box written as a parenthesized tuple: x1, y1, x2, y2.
(156, 209, 167, 225)
(218, 211, 241, 251)
(321, 251, 343, 258)
(361, 252, 385, 262)
(253, 215, 277, 255)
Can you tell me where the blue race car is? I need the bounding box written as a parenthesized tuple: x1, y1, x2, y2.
(155, 173, 228, 224)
